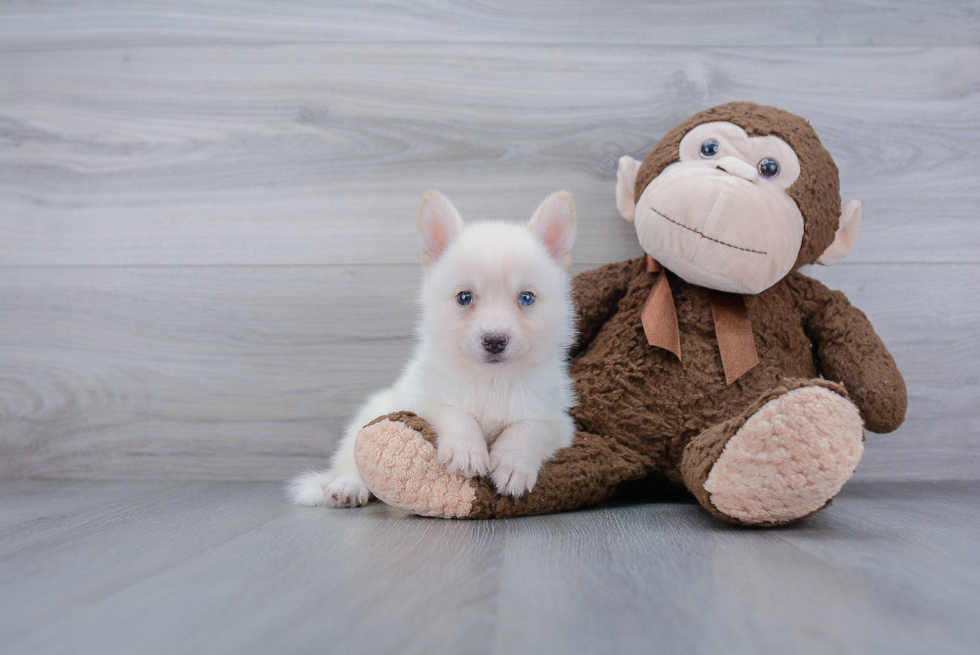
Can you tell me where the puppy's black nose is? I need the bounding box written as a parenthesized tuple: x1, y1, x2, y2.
(482, 334, 508, 354)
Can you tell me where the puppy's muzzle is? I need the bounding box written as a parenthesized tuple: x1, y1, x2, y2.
(482, 334, 508, 354)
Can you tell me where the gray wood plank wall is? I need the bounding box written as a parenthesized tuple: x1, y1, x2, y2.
(1, 1, 978, 482)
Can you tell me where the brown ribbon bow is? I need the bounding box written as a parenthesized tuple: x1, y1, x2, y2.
(641, 255, 759, 385)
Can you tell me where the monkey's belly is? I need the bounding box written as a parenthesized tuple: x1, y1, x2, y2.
(570, 295, 818, 472)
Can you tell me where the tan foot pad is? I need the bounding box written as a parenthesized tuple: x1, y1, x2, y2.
(354, 419, 476, 518)
(704, 386, 865, 525)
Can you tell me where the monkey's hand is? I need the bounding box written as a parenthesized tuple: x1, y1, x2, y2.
(806, 289, 907, 434)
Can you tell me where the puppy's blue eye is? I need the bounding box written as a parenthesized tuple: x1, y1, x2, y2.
(456, 291, 473, 306)
(519, 291, 535, 306)
(700, 139, 720, 158)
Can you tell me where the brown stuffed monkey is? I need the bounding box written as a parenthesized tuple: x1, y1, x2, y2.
(353, 102, 907, 526)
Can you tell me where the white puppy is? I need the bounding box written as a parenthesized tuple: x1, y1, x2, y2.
(290, 190, 578, 507)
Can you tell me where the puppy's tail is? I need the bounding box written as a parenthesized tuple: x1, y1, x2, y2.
(287, 469, 336, 506)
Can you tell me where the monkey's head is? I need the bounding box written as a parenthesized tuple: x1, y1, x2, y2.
(617, 102, 861, 294)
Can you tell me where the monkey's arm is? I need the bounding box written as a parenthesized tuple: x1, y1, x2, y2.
(570, 257, 641, 358)
(801, 279, 907, 433)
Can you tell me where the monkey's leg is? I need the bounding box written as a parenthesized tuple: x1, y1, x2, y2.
(680, 379, 865, 527)
(354, 412, 648, 519)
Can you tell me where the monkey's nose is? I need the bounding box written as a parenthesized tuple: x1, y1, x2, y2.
(716, 156, 758, 181)
(482, 334, 508, 354)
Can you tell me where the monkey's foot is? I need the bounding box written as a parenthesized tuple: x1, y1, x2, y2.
(684, 381, 865, 526)
(354, 412, 478, 518)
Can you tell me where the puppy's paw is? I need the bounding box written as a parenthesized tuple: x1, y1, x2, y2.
(323, 476, 370, 508)
(289, 471, 369, 508)
(438, 439, 491, 479)
(490, 450, 540, 498)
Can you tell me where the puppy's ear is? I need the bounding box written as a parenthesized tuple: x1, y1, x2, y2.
(529, 191, 577, 269)
(417, 191, 465, 266)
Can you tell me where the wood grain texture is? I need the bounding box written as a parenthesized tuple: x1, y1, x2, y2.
(0, 3, 977, 484)
(1, 480, 978, 654)
(1, 1, 977, 49)
(0, 265, 415, 480)
(1, 263, 976, 482)
(1, 45, 978, 266)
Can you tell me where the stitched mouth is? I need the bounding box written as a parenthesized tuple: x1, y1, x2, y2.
(651, 207, 767, 255)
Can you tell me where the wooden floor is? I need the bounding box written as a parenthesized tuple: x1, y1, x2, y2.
(0, 480, 977, 654)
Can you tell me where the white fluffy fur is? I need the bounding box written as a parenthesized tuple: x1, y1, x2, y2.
(290, 191, 578, 507)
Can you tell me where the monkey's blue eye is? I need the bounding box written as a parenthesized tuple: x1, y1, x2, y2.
(700, 139, 720, 158)
(758, 158, 780, 178)
(456, 291, 473, 306)
(519, 291, 535, 306)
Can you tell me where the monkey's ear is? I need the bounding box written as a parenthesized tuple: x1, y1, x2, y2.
(616, 156, 642, 222)
(817, 200, 861, 266)
(418, 191, 465, 267)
